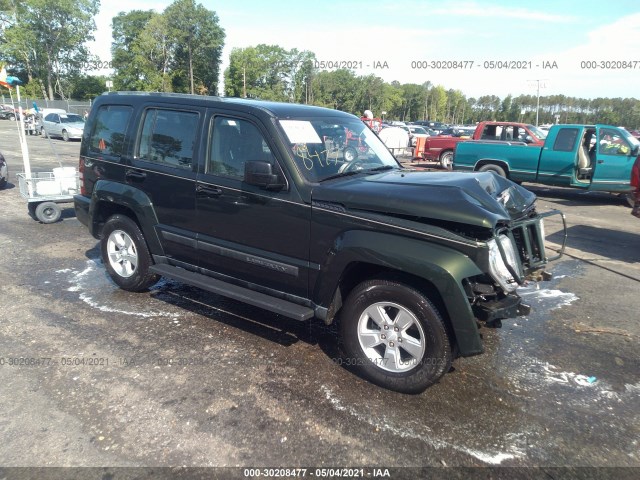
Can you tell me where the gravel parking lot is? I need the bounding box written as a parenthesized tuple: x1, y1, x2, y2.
(0, 121, 638, 478)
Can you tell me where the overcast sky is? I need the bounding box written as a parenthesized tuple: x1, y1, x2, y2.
(87, 0, 640, 100)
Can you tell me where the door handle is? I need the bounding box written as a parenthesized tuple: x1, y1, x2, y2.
(125, 170, 147, 181)
(597, 160, 604, 164)
(196, 184, 223, 198)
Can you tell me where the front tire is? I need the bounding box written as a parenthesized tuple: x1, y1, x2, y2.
(101, 214, 159, 292)
(339, 279, 452, 394)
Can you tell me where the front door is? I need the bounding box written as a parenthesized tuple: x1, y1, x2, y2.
(195, 112, 311, 299)
(591, 126, 635, 192)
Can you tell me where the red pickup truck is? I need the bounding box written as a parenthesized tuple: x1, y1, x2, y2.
(422, 121, 548, 169)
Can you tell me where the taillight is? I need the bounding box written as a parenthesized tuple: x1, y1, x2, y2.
(78, 157, 86, 195)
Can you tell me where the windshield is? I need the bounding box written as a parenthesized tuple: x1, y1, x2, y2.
(410, 126, 427, 134)
(61, 114, 84, 123)
(280, 117, 400, 182)
(527, 125, 548, 139)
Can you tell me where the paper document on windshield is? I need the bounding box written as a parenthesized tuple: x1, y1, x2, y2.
(280, 120, 322, 144)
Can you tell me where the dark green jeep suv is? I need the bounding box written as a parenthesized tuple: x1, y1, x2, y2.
(74, 92, 564, 393)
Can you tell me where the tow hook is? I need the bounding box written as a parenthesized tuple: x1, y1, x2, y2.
(517, 303, 531, 316)
(526, 269, 553, 282)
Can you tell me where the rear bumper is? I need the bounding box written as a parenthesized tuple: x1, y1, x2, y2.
(74, 194, 91, 229)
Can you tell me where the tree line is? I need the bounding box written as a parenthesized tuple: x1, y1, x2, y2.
(1, 1, 638, 128)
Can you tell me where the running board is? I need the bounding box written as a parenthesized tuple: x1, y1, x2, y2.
(149, 264, 314, 321)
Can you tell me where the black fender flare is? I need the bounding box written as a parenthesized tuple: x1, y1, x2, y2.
(89, 180, 164, 255)
(315, 230, 484, 355)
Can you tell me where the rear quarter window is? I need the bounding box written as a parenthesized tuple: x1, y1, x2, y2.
(88, 105, 133, 157)
(553, 128, 579, 152)
(137, 108, 199, 170)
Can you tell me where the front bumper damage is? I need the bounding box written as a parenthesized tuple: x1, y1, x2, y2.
(471, 209, 567, 325)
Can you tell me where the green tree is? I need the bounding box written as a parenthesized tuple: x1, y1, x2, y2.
(291, 49, 316, 104)
(67, 74, 108, 99)
(312, 69, 358, 113)
(110, 0, 224, 95)
(0, 0, 99, 99)
(111, 10, 157, 91)
(225, 45, 314, 102)
(164, 0, 225, 95)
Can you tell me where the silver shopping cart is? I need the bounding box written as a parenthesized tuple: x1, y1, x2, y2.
(17, 167, 79, 223)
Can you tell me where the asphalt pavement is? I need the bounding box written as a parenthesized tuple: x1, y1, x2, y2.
(0, 121, 638, 479)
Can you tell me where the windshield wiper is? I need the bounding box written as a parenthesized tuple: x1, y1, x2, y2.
(366, 165, 396, 173)
(319, 170, 363, 182)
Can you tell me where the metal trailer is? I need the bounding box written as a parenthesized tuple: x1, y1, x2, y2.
(17, 169, 79, 223)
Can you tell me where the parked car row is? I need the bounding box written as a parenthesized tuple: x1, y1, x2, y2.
(40, 110, 85, 141)
(0, 104, 20, 121)
(0, 105, 85, 141)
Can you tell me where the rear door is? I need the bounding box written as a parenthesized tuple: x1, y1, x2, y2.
(591, 126, 635, 191)
(44, 113, 61, 137)
(194, 111, 311, 299)
(128, 105, 203, 267)
(538, 126, 583, 187)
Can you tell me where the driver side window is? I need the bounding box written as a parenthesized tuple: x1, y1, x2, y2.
(208, 116, 275, 180)
(598, 128, 630, 156)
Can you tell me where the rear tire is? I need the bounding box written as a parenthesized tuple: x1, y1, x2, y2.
(101, 214, 159, 292)
(478, 163, 507, 177)
(439, 150, 454, 170)
(62, 130, 69, 141)
(339, 279, 452, 394)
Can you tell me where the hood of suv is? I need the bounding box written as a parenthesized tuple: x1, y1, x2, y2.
(311, 170, 536, 229)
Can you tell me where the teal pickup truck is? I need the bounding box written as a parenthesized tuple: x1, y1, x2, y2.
(454, 124, 640, 193)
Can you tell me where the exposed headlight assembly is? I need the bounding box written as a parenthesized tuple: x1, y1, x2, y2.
(487, 234, 522, 292)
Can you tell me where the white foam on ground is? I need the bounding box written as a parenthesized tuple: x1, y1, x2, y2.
(63, 260, 179, 319)
(321, 385, 522, 465)
(518, 287, 579, 309)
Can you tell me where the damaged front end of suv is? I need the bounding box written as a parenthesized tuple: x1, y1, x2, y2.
(446, 173, 567, 327)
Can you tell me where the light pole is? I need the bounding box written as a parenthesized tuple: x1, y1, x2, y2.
(528, 79, 548, 126)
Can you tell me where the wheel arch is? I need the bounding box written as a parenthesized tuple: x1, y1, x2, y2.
(315, 231, 484, 356)
(474, 158, 510, 175)
(89, 180, 164, 256)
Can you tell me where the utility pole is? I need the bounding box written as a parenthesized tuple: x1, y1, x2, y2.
(527, 79, 548, 126)
(242, 66, 246, 99)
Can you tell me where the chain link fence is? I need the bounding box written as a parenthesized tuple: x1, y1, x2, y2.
(1, 95, 93, 116)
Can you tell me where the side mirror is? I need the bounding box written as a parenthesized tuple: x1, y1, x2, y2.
(631, 145, 640, 156)
(244, 161, 285, 191)
(524, 135, 533, 144)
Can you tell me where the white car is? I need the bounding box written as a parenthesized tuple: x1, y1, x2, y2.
(399, 125, 431, 146)
(41, 112, 85, 141)
(407, 125, 431, 146)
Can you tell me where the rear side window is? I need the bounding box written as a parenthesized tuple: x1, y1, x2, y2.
(138, 109, 199, 170)
(89, 105, 132, 157)
(553, 128, 579, 152)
